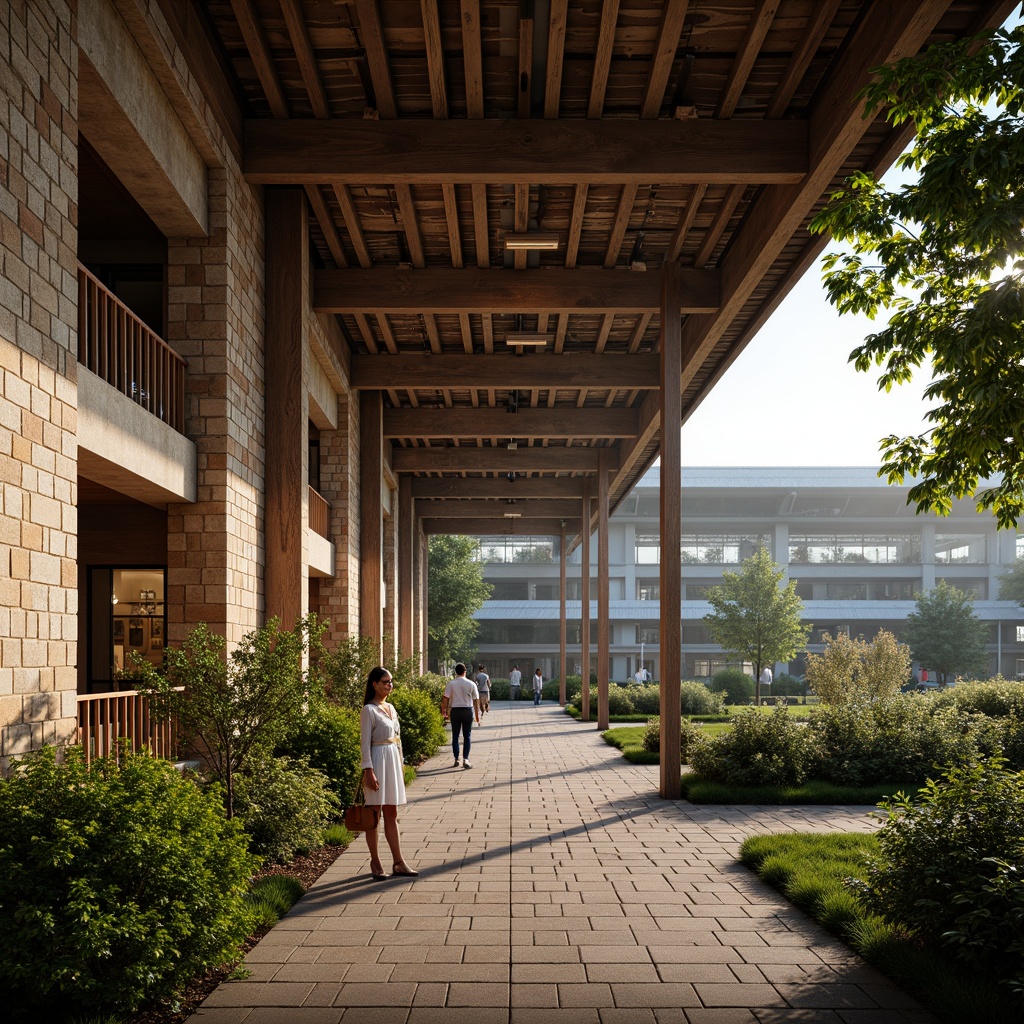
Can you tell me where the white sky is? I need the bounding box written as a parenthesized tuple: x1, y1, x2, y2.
(681, 7, 1022, 469)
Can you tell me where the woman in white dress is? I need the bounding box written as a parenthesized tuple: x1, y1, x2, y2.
(360, 666, 418, 880)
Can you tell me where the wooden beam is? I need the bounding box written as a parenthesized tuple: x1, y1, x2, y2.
(587, 0, 620, 118)
(333, 184, 372, 267)
(544, 0, 569, 118)
(597, 448, 610, 730)
(461, 0, 485, 118)
(580, 479, 591, 720)
(244, 119, 808, 185)
(384, 406, 640, 439)
(472, 184, 489, 267)
(442, 184, 463, 267)
(352, 353, 661, 390)
(421, 0, 448, 118)
(716, 0, 779, 119)
(412, 499, 583, 518)
(766, 0, 841, 119)
(604, 184, 638, 268)
(280, 0, 330, 118)
(559, 522, 567, 705)
(354, 0, 397, 119)
(230, 0, 288, 118)
(421, 517, 580, 535)
(518, 15, 533, 118)
(314, 267, 720, 315)
(640, 1, 689, 119)
(304, 186, 348, 268)
(360, 391, 384, 645)
(394, 185, 425, 267)
(392, 446, 605, 473)
(412, 477, 585, 499)
(398, 476, 414, 657)
(565, 184, 588, 268)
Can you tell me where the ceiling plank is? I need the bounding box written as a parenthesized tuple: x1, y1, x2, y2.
(354, 0, 397, 119)
(544, 0, 569, 118)
(244, 119, 808, 185)
(332, 184, 372, 267)
(587, 0, 620, 118)
(415, 499, 583, 518)
(352, 353, 661, 390)
(395, 447, 605, 472)
(420, 0, 449, 118)
(461, 0, 485, 118)
(413, 477, 586, 499)
(280, 0, 330, 118)
(314, 266, 719, 315)
(422, 517, 580, 535)
(229, 0, 288, 117)
(640, 1, 690, 119)
(384, 407, 640, 439)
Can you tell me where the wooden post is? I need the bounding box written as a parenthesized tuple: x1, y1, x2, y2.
(659, 262, 682, 799)
(420, 531, 429, 673)
(360, 390, 384, 651)
(580, 479, 592, 721)
(559, 521, 567, 706)
(597, 450, 610, 730)
(265, 187, 306, 631)
(398, 476, 414, 660)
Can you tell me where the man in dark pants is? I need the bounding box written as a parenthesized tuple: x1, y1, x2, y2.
(441, 663, 481, 769)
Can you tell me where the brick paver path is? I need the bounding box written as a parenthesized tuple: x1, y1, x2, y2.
(190, 701, 932, 1024)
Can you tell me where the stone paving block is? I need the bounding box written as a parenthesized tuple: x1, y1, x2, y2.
(693, 983, 787, 1007)
(188, 1010, 251, 1023)
(557, 982, 615, 1007)
(678, 1010, 757, 1024)
(778, 983, 882, 1009)
(510, 1010, 601, 1024)
(272, 963, 348, 983)
(246, 1011, 342, 1024)
(332, 981, 417, 1006)
(339, 1008, 409, 1024)
(511, 983, 560, 1007)
(302, 982, 345, 1006)
(657, 963, 735, 984)
(596, 1010, 657, 1024)
(446, 981, 510, 1006)
(512, 963, 587, 984)
(611, 982, 701, 1007)
(411, 982, 448, 1006)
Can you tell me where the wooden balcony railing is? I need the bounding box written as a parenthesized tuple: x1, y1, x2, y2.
(78, 263, 187, 434)
(77, 688, 182, 764)
(309, 485, 331, 539)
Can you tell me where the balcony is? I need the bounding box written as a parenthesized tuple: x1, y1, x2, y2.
(78, 263, 186, 433)
(77, 688, 181, 764)
(308, 485, 335, 578)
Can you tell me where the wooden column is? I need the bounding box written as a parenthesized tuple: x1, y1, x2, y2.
(359, 390, 384, 649)
(265, 187, 307, 630)
(659, 262, 683, 798)
(597, 450, 610, 730)
(559, 521, 567, 706)
(580, 480, 592, 721)
(398, 476, 414, 660)
(420, 531, 430, 672)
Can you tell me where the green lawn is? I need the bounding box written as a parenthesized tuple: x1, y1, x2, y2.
(741, 833, 1021, 1024)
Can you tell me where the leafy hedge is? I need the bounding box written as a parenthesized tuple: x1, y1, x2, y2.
(389, 686, 447, 764)
(0, 747, 257, 1019)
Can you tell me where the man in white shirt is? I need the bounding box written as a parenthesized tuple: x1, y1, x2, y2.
(759, 665, 773, 703)
(509, 665, 522, 700)
(441, 664, 481, 769)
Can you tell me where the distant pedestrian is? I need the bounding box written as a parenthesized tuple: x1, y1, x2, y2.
(759, 666, 773, 702)
(441, 664, 481, 769)
(509, 664, 522, 700)
(475, 664, 491, 714)
(532, 667, 544, 706)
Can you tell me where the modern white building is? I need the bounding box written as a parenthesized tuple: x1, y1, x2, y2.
(472, 468, 1024, 682)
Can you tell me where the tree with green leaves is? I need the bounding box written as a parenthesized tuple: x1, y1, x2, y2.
(998, 554, 1024, 605)
(902, 581, 990, 686)
(811, 23, 1024, 527)
(427, 534, 492, 672)
(703, 547, 811, 704)
(805, 628, 911, 704)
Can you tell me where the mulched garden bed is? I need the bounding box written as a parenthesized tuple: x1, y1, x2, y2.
(129, 842, 347, 1024)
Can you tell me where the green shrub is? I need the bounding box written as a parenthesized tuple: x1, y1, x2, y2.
(401, 671, 448, 706)
(488, 677, 509, 699)
(283, 703, 362, 807)
(856, 758, 1024, 997)
(711, 668, 754, 705)
(630, 683, 661, 715)
(548, 674, 585, 702)
(679, 681, 726, 716)
(808, 696, 984, 786)
(575, 683, 636, 717)
(245, 874, 305, 929)
(689, 704, 819, 786)
(234, 755, 337, 863)
(0, 746, 257, 1018)
(773, 672, 806, 697)
(389, 686, 446, 764)
(641, 716, 707, 762)
(323, 823, 350, 846)
(930, 679, 1024, 719)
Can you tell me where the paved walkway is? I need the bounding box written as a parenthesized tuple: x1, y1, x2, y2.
(190, 701, 932, 1024)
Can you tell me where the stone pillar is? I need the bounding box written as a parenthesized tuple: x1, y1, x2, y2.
(166, 167, 265, 647)
(0, 0, 80, 765)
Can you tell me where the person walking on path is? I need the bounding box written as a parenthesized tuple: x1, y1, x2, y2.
(441, 663, 480, 768)
(475, 664, 491, 714)
(509, 664, 522, 700)
(360, 666, 418, 880)
(532, 667, 544, 706)
(759, 665, 773, 703)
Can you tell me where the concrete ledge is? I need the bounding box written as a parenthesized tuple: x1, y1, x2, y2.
(308, 529, 336, 578)
(78, 367, 197, 505)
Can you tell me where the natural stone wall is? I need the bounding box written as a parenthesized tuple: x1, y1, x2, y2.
(0, 0, 80, 767)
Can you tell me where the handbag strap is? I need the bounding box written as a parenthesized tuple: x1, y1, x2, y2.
(351, 775, 366, 806)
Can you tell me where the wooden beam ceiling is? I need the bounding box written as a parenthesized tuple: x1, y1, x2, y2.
(351, 354, 660, 390)
(421, 518, 580, 536)
(411, 478, 587, 500)
(392, 447, 607, 473)
(313, 267, 718, 315)
(413, 499, 582, 519)
(244, 119, 807, 185)
(385, 407, 639, 439)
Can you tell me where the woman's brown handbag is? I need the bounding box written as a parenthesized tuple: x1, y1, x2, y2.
(344, 778, 379, 833)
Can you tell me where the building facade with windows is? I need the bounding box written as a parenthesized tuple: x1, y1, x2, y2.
(473, 468, 1024, 683)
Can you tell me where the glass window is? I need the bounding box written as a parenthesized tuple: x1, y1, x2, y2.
(636, 624, 660, 644)
(790, 534, 920, 564)
(826, 583, 867, 600)
(637, 579, 660, 601)
(475, 536, 555, 563)
(681, 534, 769, 564)
(935, 533, 986, 564)
(92, 567, 166, 690)
(635, 532, 660, 564)
(1017, 626, 1024, 644)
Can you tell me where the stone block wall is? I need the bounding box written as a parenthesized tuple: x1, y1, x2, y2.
(0, 0, 80, 767)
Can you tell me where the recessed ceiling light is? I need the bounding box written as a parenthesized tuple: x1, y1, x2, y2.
(503, 512, 522, 518)
(505, 332, 552, 346)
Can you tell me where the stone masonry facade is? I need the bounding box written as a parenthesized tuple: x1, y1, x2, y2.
(0, 0, 80, 767)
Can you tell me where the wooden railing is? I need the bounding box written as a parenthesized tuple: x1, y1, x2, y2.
(309, 485, 331, 539)
(78, 263, 187, 434)
(77, 688, 182, 764)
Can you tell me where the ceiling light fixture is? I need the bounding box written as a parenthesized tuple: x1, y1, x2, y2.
(503, 512, 522, 518)
(505, 332, 552, 346)
(504, 232, 561, 251)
